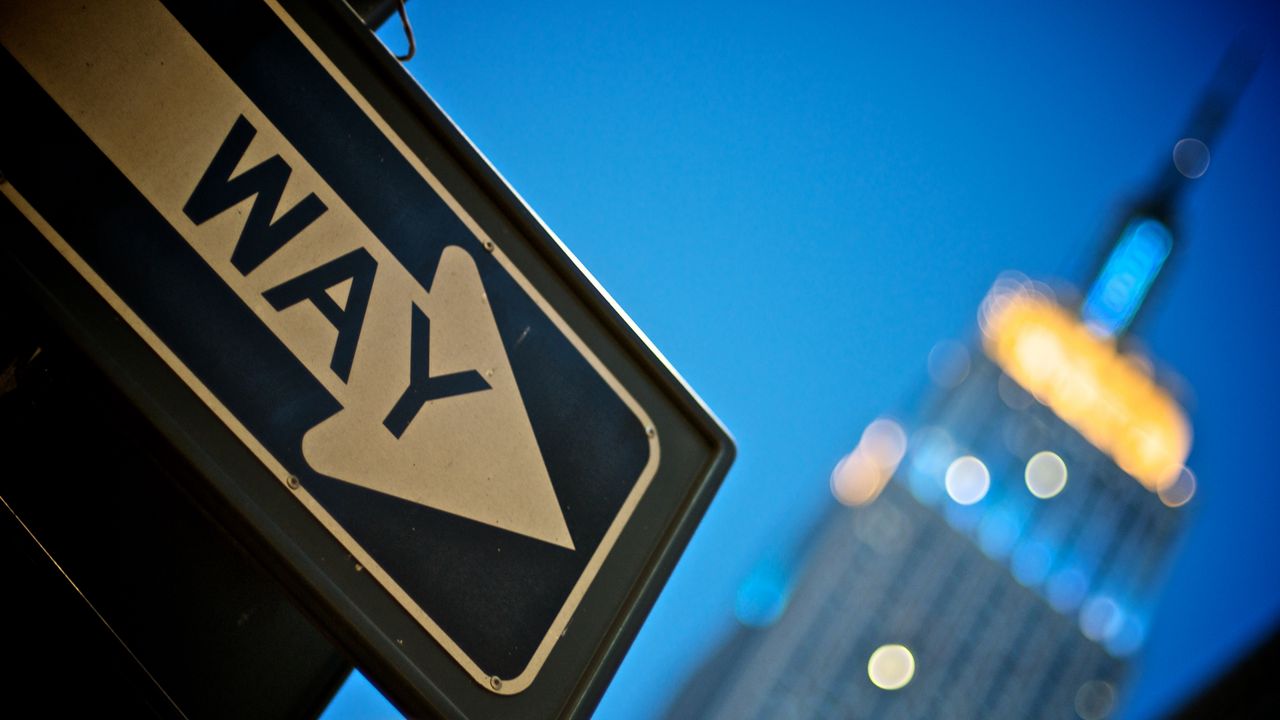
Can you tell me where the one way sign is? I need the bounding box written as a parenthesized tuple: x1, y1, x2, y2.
(0, 0, 733, 717)
(184, 114, 577, 551)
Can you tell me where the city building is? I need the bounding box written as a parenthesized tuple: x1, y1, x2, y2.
(663, 44, 1259, 720)
(666, 269, 1191, 720)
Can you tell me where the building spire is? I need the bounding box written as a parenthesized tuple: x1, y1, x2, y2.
(1080, 36, 1263, 339)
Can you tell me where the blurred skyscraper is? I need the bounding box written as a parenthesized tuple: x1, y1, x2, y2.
(665, 270, 1191, 720)
(664, 44, 1258, 720)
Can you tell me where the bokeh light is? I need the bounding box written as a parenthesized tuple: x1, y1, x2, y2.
(980, 283, 1190, 492)
(1079, 595, 1123, 642)
(977, 507, 1022, 559)
(1172, 137, 1211, 179)
(1105, 614, 1147, 657)
(831, 450, 884, 507)
(831, 418, 907, 506)
(1012, 540, 1054, 587)
(862, 418, 908, 470)
(998, 373, 1036, 410)
(1025, 451, 1068, 499)
(1158, 466, 1197, 508)
(867, 644, 916, 691)
(910, 426, 954, 477)
(945, 456, 990, 505)
(1047, 568, 1090, 613)
(734, 559, 793, 628)
(1074, 680, 1116, 720)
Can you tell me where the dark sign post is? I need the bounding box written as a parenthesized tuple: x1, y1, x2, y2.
(0, 1, 733, 717)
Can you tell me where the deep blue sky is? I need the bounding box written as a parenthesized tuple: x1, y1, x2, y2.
(330, 1, 1280, 718)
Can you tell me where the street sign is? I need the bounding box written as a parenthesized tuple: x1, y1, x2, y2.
(0, 1, 733, 717)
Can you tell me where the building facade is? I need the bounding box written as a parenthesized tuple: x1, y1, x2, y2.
(667, 267, 1194, 719)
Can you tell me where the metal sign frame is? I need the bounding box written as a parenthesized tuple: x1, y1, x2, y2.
(0, 0, 733, 717)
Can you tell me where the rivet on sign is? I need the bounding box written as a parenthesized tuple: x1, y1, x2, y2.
(646, 426, 656, 438)
(483, 240, 495, 252)
(489, 676, 503, 691)
(286, 475, 300, 490)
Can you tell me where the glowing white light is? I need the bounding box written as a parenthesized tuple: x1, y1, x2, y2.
(1014, 327, 1064, 387)
(867, 644, 915, 690)
(1025, 451, 1068, 499)
(945, 456, 990, 505)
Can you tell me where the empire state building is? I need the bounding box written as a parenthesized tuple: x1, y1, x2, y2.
(664, 44, 1256, 720)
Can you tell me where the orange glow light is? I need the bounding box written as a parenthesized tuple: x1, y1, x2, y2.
(981, 284, 1191, 492)
(831, 418, 906, 506)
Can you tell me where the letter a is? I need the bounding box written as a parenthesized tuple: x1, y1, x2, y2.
(262, 248, 378, 383)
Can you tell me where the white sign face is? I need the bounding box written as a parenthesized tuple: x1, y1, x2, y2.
(1, 0, 667, 697)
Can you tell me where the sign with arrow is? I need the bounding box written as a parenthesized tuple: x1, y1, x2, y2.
(0, 0, 733, 717)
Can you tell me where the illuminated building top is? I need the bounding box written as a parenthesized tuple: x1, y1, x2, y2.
(979, 274, 1190, 492)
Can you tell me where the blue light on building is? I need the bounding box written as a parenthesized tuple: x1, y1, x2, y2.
(1081, 219, 1174, 338)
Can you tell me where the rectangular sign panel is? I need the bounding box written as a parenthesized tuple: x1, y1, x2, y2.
(0, 1, 732, 717)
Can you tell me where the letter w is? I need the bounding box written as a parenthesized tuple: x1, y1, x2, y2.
(183, 115, 328, 275)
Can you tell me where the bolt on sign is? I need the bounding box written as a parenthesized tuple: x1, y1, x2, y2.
(0, 1, 733, 717)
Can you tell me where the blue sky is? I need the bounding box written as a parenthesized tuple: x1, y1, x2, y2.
(329, 1, 1280, 718)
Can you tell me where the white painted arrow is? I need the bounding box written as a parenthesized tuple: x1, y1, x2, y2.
(302, 246, 574, 549)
